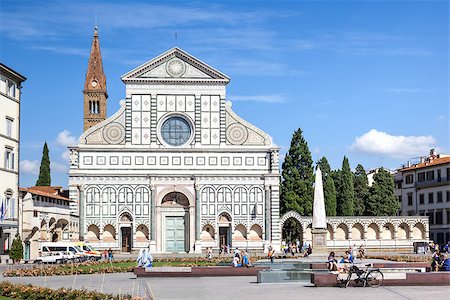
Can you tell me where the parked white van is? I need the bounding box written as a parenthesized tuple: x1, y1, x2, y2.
(38, 242, 86, 263)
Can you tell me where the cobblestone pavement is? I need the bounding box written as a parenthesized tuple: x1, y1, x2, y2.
(2, 272, 449, 300)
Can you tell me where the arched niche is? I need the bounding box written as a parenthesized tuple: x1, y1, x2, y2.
(86, 224, 100, 242)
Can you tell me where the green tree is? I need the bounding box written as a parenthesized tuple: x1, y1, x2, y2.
(336, 156, 354, 216)
(9, 233, 23, 263)
(280, 128, 314, 216)
(353, 164, 369, 216)
(36, 142, 51, 186)
(317, 157, 337, 216)
(366, 168, 399, 216)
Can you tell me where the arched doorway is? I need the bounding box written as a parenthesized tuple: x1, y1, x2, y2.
(119, 212, 133, 252)
(161, 192, 190, 253)
(218, 212, 232, 249)
(282, 218, 303, 245)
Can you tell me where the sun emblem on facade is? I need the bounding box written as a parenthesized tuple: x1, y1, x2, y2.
(166, 58, 186, 77)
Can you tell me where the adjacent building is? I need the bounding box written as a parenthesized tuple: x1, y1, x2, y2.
(0, 64, 26, 255)
(68, 28, 281, 253)
(396, 149, 450, 244)
(19, 186, 79, 260)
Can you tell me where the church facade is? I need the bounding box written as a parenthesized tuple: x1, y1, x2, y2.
(68, 29, 281, 253)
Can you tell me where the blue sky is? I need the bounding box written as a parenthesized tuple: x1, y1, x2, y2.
(1, 0, 448, 188)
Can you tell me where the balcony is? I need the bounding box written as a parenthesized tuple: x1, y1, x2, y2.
(415, 177, 450, 189)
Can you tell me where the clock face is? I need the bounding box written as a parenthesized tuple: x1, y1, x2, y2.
(166, 58, 186, 77)
(91, 80, 98, 87)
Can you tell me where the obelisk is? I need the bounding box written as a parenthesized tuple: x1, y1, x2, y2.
(311, 166, 328, 254)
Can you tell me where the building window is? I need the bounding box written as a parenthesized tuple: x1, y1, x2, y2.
(0, 76, 6, 94)
(417, 172, 425, 182)
(446, 168, 450, 181)
(5, 117, 13, 137)
(7, 81, 16, 98)
(435, 211, 443, 225)
(419, 194, 424, 205)
(426, 170, 434, 181)
(437, 191, 443, 203)
(447, 191, 450, 202)
(407, 193, 413, 206)
(4, 189, 14, 219)
(405, 174, 414, 184)
(398, 196, 402, 203)
(396, 182, 402, 189)
(428, 192, 434, 204)
(427, 211, 434, 225)
(4, 148, 14, 170)
(447, 210, 450, 225)
(33, 210, 38, 218)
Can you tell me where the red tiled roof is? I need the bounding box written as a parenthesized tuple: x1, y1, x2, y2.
(20, 186, 71, 201)
(400, 156, 450, 172)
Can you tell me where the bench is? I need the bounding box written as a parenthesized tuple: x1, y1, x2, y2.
(134, 266, 268, 277)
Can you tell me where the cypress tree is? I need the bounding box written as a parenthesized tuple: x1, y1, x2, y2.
(280, 128, 314, 216)
(36, 142, 51, 186)
(10, 233, 23, 263)
(353, 164, 368, 216)
(336, 156, 354, 216)
(366, 168, 399, 216)
(317, 157, 337, 216)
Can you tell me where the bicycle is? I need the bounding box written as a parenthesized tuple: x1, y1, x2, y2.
(337, 264, 384, 288)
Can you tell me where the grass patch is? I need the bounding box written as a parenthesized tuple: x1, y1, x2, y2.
(0, 296, 15, 300)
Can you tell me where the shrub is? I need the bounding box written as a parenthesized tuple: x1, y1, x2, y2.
(9, 233, 23, 263)
(0, 281, 135, 300)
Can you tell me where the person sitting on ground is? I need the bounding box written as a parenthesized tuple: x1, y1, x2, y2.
(441, 253, 450, 271)
(232, 255, 242, 267)
(242, 251, 253, 268)
(431, 250, 441, 272)
(303, 245, 312, 257)
(327, 251, 338, 271)
(340, 251, 352, 263)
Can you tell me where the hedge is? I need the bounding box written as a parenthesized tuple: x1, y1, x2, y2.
(3, 256, 267, 277)
(0, 282, 135, 300)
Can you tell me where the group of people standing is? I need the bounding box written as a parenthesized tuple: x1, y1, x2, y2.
(102, 249, 114, 261)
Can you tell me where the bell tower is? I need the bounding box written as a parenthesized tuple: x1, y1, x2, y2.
(83, 26, 108, 131)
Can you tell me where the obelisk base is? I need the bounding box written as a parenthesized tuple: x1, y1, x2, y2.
(311, 228, 328, 256)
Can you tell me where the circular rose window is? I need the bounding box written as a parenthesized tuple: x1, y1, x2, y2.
(160, 116, 192, 146)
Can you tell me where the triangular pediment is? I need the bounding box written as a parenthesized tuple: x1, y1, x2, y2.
(121, 47, 230, 84)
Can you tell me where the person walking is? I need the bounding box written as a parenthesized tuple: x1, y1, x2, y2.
(268, 246, 275, 263)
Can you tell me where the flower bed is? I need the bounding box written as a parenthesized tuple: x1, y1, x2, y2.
(0, 281, 134, 300)
(3, 256, 266, 277)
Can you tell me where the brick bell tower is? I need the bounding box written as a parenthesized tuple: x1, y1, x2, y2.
(83, 26, 108, 131)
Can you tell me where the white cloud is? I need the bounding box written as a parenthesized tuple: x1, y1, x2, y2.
(230, 94, 288, 104)
(350, 129, 436, 159)
(56, 130, 77, 147)
(20, 160, 39, 175)
(437, 115, 447, 121)
(51, 161, 68, 173)
(61, 150, 70, 161)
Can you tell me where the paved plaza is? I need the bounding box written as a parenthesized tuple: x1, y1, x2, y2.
(1, 271, 449, 300)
